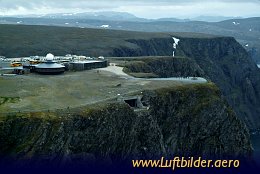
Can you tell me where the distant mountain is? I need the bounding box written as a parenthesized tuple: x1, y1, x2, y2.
(0, 13, 259, 63)
(190, 16, 243, 22)
(51, 11, 138, 20)
(5, 11, 145, 22)
(155, 18, 190, 22)
(2, 12, 244, 23)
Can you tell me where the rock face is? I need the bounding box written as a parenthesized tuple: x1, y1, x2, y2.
(112, 38, 173, 57)
(123, 56, 205, 78)
(174, 37, 260, 130)
(0, 84, 252, 165)
(111, 36, 260, 130)
(141, 84, 251, 159)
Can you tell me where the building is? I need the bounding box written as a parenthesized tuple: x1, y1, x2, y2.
(35, 53, 65, 74)
(69, 60, 108, 71)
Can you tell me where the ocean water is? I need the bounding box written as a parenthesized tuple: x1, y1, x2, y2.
(251, 134, 260, 166)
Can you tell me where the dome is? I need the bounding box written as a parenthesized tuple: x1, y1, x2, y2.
(46, 53, 54, 61)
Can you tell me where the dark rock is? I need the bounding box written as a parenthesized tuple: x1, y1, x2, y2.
(112, 36, 260, 130)
(0, 84, 252, 165)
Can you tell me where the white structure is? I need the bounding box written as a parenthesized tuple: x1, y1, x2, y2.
(46, 53, 55, 61)
(172, 37, 180, 57)
(100, 25, 110, 28)
(232, 21, 240, 25)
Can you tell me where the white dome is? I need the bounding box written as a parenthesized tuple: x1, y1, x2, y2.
(46, 53, 54, 61)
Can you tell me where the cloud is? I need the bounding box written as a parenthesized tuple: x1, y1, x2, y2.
(1, 0, 259, 9)
(117, 1, 260, 18)
(0, 0, 260, 18)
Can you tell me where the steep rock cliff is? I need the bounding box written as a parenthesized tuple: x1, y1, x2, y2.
(112, 36, 260, 130)
(123, 56, 205, 78)
(141, 84, 251, 158)
(174, 36, 260, 130)
(0, 84, 252, 165)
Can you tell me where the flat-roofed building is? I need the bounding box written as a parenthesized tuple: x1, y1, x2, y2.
(69, 60, 108, 71)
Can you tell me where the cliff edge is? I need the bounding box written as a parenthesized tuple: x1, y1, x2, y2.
(0, 83, 252, 165)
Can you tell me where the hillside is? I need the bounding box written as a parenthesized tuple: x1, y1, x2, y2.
(1, 17, 259, 63)
(0, 24, 170, 58)
(0, 24, 220, 58)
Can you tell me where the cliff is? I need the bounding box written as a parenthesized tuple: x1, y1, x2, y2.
(174, 36, 260, 130)
(122, 56, 205, 78)
(112, 36, 260, 131)
(0, 83, 252, 165)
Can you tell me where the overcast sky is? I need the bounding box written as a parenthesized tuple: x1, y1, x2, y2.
(0, 0, 260, 18)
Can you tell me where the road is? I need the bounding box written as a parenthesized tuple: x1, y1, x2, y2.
(98, 65, 208, 84)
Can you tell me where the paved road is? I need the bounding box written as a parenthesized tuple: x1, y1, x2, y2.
(146, 77, 207, 83)
(99, 65, 208, 84)
(99, 65, 131, 78)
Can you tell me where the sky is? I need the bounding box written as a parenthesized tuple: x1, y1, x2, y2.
(0, 0, 260, 19)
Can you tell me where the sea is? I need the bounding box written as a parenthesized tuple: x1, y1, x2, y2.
(251, 134, 260, 166)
